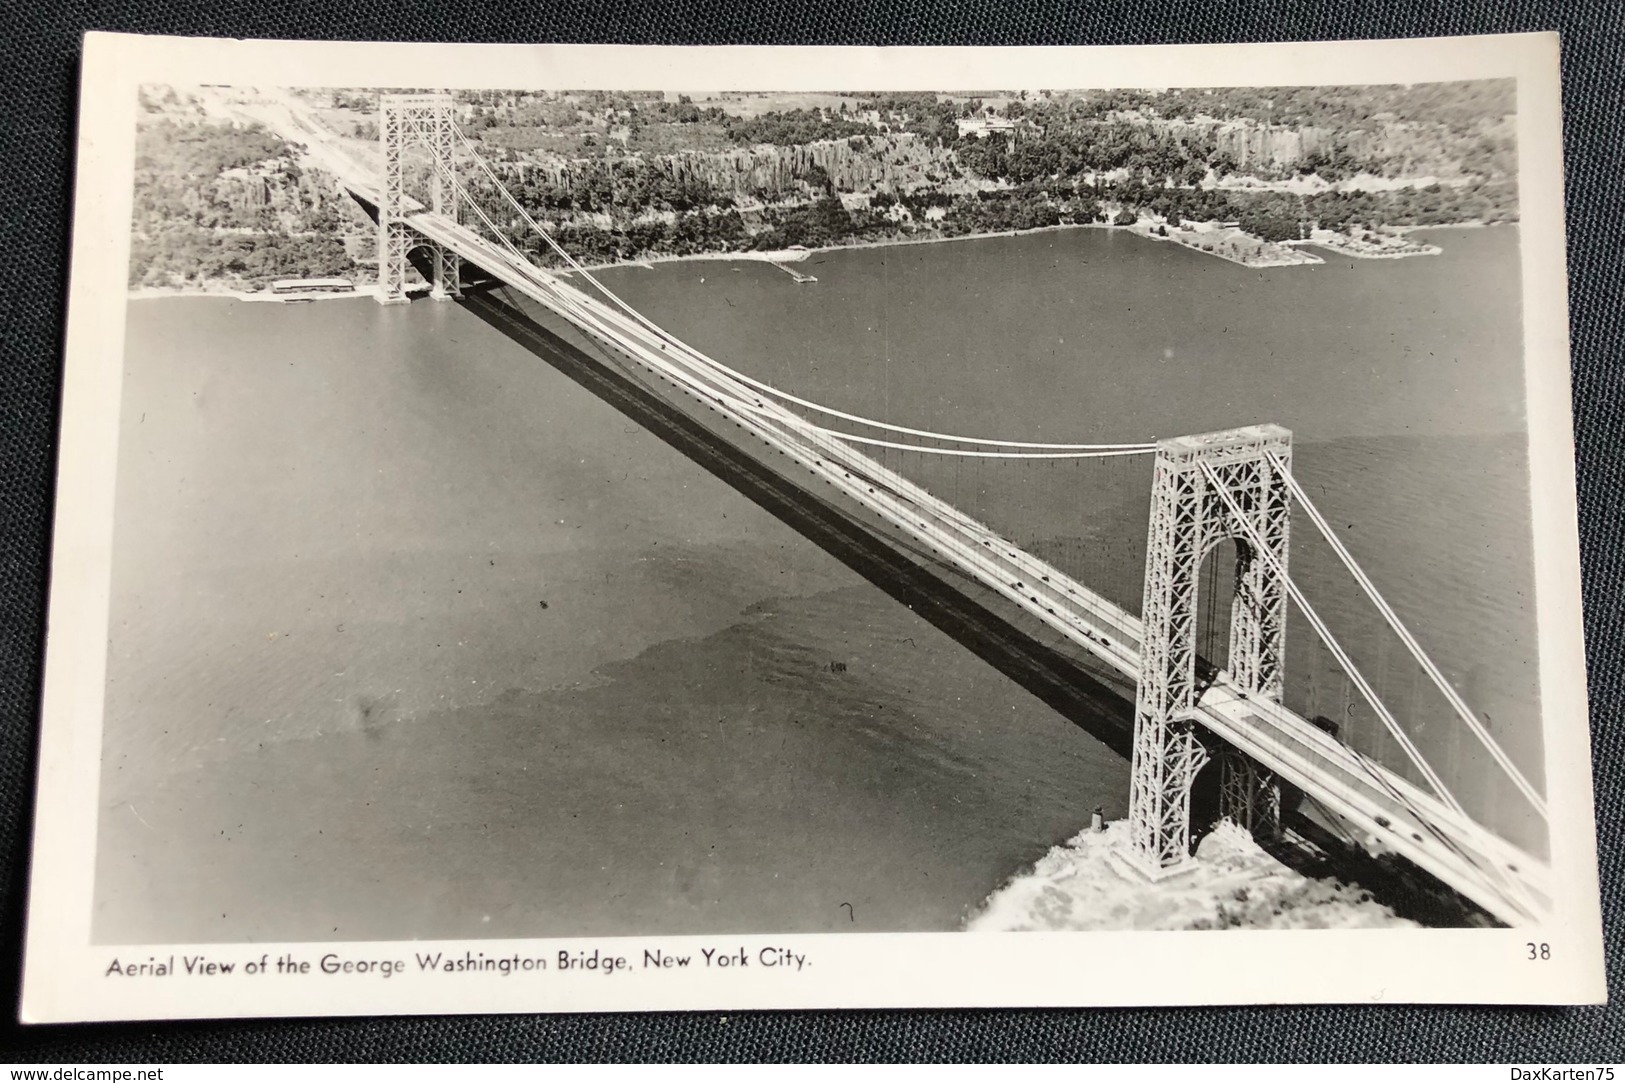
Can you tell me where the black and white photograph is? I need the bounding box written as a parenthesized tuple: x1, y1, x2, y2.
(20, 33, 1605, 1020)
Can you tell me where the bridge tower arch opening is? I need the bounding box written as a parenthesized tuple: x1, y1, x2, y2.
(1195, 537, 1242, 677)
(378, 93, 461, 305)
(1125, 423, 1292, 878)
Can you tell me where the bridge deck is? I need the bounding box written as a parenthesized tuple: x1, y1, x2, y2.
(236, 91, 1549, 926)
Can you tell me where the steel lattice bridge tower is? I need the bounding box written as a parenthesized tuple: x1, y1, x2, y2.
(1126, 425, 1292, 877)
(378, 94, 461, 304)
(329, 92, 1551, 923)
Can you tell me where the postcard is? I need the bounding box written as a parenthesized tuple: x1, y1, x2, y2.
(20, 30, 1605, 1021)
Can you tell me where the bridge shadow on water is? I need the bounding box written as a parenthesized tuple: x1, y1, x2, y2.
(449, 272, 1141, 763)
(360, 206, 1142, 763)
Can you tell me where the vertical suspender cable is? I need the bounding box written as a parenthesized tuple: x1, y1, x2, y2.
(1198, 460, 1468, 821)
(1267, 452, 1546, 820)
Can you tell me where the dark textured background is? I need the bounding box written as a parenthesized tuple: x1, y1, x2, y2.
(0, 0, 1620, 1063)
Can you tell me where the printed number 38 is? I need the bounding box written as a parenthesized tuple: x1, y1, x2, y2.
(1527, 942, 1551, 960)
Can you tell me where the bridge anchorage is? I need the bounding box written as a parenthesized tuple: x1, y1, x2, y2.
(378, 94, 461, 304)
(1125, 424, 1292, 879)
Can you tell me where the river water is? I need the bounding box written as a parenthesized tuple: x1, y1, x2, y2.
(95, 225, 1539, 943)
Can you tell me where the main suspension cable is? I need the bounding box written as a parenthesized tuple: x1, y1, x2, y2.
(441, 170, 1149, 645)
(440, 163, 1154, 465)
(1267, 451, 1547, 820)
(1198, 460, 1468, 820)
(449, 125, 1155, 454)
(1201, 463, 1547, 923)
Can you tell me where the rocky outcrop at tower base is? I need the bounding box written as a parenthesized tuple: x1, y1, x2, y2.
(967, 821, 1417, 932)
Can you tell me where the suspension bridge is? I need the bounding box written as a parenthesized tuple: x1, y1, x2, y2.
(240, 91, 1550, 926)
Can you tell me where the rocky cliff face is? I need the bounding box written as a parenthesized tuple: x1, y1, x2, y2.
(212, 164, 336, 225)
(657, 133, 942, 196)
(1151, 115, 1512, 177)
(1210, 122, 1333, 171)
(506, 113, 1509, 207)
(508, 132, 946, 200)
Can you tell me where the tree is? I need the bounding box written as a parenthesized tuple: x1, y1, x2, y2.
(801, 162, 834, 195)
(807, 193, 853, 242)
(1238, 209, 1301, 243)
(1209, 149, 1240, 177)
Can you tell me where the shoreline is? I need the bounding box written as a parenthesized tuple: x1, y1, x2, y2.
(492, 218, 1495, 277)
(1294, 240, 1443, 261)
(1137, 226, 1326, 269)
(128, 282, 424, 303)
(556, 220, 1126, 276)
(129, 219, 1506, 300)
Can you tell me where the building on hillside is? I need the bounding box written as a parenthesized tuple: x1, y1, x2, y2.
(954, 115, 1041, 141)
(269, 277, 354, 295)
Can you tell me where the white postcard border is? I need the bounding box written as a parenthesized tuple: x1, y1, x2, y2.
(19, 31, 1606, 1022)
